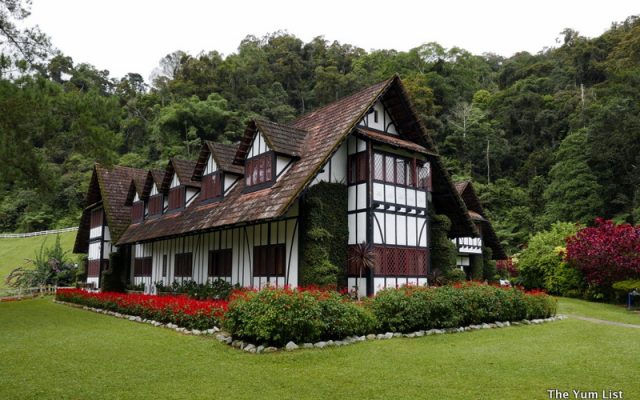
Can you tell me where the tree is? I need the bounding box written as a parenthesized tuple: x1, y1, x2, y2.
(543, 130, 603, 225)
(0, 0, 52, 77)
(518, 222, 581, 295)
(566, 218, 640, 289)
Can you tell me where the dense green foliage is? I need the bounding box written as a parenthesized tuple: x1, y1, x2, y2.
(368, 284, 556, 333)
(2, 3, 640, 259)
(429, 213, 457, 276)
(298, 182, 348, 287)
(224, 288, 376, 346)
(101, 250, 126, 292)
(517, 222, 581, 295)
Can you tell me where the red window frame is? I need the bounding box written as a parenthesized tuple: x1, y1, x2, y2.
(90, 208, 103, 228)
(131, 201, 144, 223)
(373, 151, 429, 189)
(167, 186, 186, 211)
(245, 153, 274, 188)
(148, 194, 163, 216)
(201, 172, 223, 201)
(253, 244, 286, 277)
(347, 151, 368, 185)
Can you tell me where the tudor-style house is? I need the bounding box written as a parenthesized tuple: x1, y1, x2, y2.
(74, 76, 504, 296)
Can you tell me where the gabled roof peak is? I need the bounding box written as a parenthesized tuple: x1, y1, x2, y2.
(161, 158, 200, 191)
(193, 141, 243, 180)
(233, 118, 308, 165)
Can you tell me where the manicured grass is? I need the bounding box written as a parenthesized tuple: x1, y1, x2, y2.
(0, 231, 78, 289)
(557, 296, 640, 325)
(1, 298, 638, 400)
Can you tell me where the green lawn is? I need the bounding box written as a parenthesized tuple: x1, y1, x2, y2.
(0, 231, 78, 289)
(0, 298, 638, 400)
(557, 296, 640, 325)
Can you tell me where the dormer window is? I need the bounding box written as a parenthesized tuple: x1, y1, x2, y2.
(245, 152, 274, 189)
(168, 173, 186, 211)
(131, 193, 144, 223)
(201, 171, 223, 202)
(148, 182, 163, 217)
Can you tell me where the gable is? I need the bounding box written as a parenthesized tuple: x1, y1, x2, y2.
(203, 154, 217, 175)
(170, 172, 181, 188)
(150, 183, 159, 196)
(358, 100, 398, 135)
(248, 130, 272, 158)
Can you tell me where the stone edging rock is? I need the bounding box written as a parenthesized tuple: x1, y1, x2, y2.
(54, 300, 566, 354)
(213, 315, 568, 354)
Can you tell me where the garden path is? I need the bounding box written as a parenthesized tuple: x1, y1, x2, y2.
(566, 314, 640, 329)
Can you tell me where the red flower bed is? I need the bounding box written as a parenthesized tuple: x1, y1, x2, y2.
(56, 288, 227, 330)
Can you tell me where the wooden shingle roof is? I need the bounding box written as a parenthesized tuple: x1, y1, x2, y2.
(73, 164, 147, 253)
(116, 76, 476, 245)
(160, 158, 200, 192)
(193, 141, 243, 180)
(233, 119, 307, 164)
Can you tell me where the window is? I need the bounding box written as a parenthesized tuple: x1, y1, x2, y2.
(174, 253, 193, 277)
(372, 152, 429, 189)
(90, 208, 103, 228)
(208, 249, 232, 277)
(201, 172, 223, 201)
(347, 151, 368, 184)
(162, 255, 167, 277)
(253, 244, 286, 277)
(148, 194, 163, 216)
(87, 259, 101, 277)
(168, 186, 186, 211)
(245, 153, 273, 188)
(417, 162, 431, 190)
(131, 201, 144, 223)
(133, 257, 152, 277)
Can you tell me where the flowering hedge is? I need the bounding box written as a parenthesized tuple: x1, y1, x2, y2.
(56, 289, 227, 330)
(368, 283, 556, 333)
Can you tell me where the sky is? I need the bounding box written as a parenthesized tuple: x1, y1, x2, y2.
(27, 0, 639, 81)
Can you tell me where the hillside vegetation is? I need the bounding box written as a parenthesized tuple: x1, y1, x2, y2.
(0, 231, 77, 289)
(1, 1, 640, 254)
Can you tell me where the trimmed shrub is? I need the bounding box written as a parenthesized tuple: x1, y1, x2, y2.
(223, 287, 375, 346)
(368, 283, 556, 333)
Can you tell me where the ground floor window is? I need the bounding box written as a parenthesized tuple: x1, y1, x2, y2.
(208, 249, 232, 278)
(174, 253, 193, 278)
(253, 244, 285, 277)
(133, 257, 152, 277)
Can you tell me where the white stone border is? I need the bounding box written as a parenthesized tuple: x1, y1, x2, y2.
(55, 300, 567, 354)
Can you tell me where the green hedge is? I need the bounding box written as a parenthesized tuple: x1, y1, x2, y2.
(224, 284, 557, 345)
(223, 288, 376, 346)
(368, 284, 556, 333)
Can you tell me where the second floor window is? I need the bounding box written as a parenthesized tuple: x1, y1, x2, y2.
(245, 153, 273, 188)
(148, 194, 163, 216)
(168, 186, 186, 211)
(202, 172, 223, 201)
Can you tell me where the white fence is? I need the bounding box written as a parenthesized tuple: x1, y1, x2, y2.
(0, 286, 58, 299)
(0, 227, 78, 239)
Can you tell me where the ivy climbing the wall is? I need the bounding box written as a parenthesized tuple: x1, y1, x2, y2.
(429, 211, 457, 277)
(299, 182, 349, 287)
